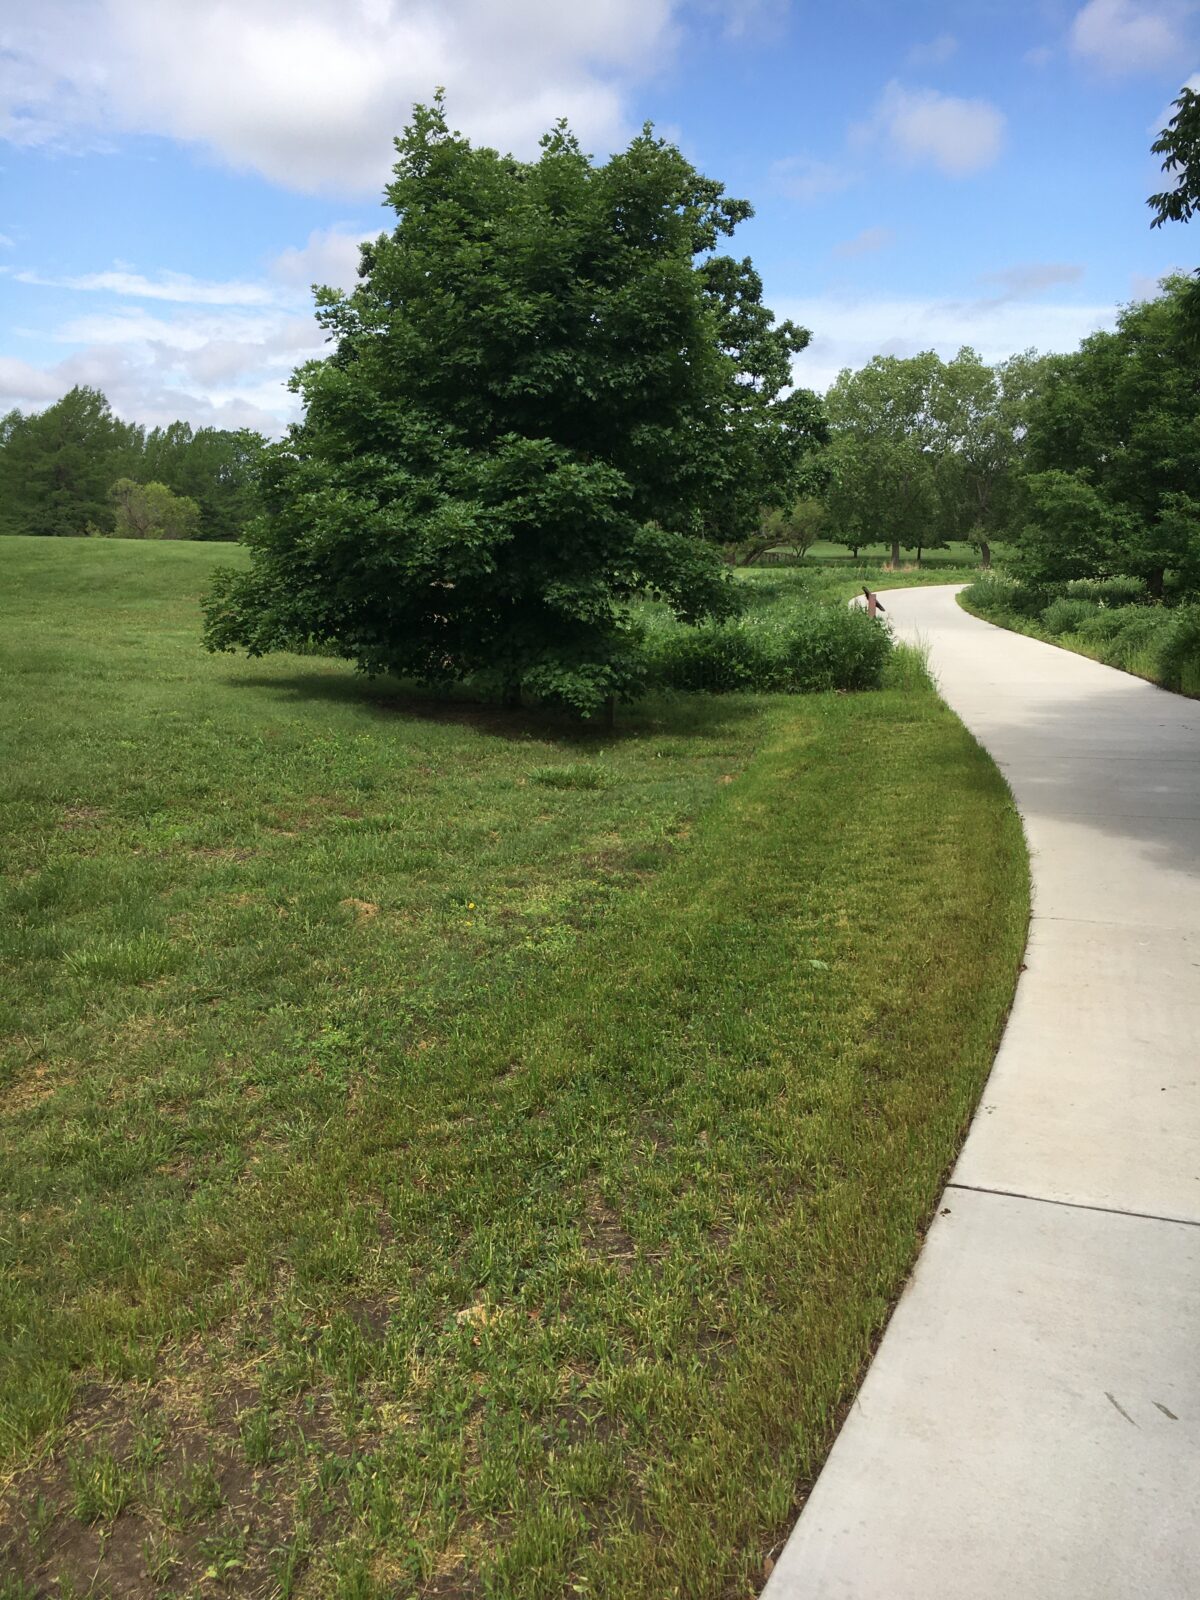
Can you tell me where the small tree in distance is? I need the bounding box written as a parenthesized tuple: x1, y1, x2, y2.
(204, 97, 823, 717)
(107, 479, 202, 540)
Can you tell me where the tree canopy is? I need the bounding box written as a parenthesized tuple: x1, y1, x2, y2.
(0, 388, 264, 540)
(202, 98, 823, 717)
(1015, 277, 1200, 595)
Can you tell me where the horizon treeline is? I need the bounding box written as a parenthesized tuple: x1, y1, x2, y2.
(0, 385, 265, 542)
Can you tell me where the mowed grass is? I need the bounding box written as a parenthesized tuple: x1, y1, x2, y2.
(0, 538, 1028, 1599)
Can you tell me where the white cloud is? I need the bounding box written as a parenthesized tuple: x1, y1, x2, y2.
(1069, 0, 1193, 75)
(0, 0, 682, 193)
(833, 226, 896, 258)
(270, 227, 376, 295)
(15, 268, 278, 306)
(854, 81, 1006, 177)
(908, 33, 958, 67)
(977, 262, 1086, 300)
(772, 154, 857, 202)
(783, 291, 1117, 393)
(1025, 45, 1055, 67)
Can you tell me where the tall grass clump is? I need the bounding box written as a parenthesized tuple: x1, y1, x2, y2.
(644, 604, 892, 694)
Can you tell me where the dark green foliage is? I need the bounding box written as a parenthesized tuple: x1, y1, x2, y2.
(0, 388, 135, 537)
(139, 423, 265, 541)
(0, 394, 264, 542)
(646, 605, 891, 694)
(1150, 85, 1200, 226)
(1063, 575, 1147, 606)
(1041, 597, 1099, 635)
(202, 98, 822, 718)
(1015, 279, 1200, 597)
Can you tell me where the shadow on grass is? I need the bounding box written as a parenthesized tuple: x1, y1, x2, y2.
(225, 666, 767, 746)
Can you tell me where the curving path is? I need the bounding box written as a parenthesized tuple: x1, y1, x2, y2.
(765, 585, 1200, 1600)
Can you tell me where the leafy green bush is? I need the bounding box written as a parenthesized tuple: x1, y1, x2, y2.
(1042, 597, 1099, 635)
(648, 623, 777, 693)
(959, 573, 1017, 618)
(1063, 575, 1147, 606)
(1074, 604, 1147, 644)
(962, 573, 1050, 621)
(780, 604, 893, 691)
(1148, 605, 1200, 689)
(646, 604, 891, 694)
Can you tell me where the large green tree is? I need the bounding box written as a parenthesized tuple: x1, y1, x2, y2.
(931, 348, 1049, 569)
(0, 387, 137, 537)
(203, 99, 821, 716)
(1017, 278, 1200, 595)
(824, 352, 943, 567)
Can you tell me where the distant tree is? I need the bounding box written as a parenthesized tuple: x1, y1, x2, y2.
(107, 478, 202, 540)
(726, 495, 828, 565)
(1018, 278, 1200, 597)
(932, 348, 1049, 568)
(825, 353, 943, 567)
(142, 422, 265, 540)
(203, 98, 820, 717)
(0, 387, 136, 537)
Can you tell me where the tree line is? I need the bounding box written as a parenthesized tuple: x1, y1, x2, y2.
(0, 385, 265, 541)
(806, 268, 1198, 599)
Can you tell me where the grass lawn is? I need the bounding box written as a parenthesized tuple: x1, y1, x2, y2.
(1, 538, 1027, 1599)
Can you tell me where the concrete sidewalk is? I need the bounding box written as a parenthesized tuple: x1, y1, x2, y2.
(765, 586, 1200, 1600)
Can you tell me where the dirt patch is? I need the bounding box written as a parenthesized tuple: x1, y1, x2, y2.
(0, 1061, 57, 1115)
(341, 897, 380, 920)
(59, 805, 105, 829)
(581, 1194, 637, 1264)
(0, 1341, 355, 1599)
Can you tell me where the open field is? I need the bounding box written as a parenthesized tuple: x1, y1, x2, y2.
(1, 538, 1027, 1598)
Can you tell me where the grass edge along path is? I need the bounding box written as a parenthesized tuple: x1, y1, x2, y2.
(956, 586, 1200, 699)
(1, 578, 1028, 1599)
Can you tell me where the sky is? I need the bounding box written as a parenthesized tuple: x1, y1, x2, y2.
(1, 0, 1197, 435)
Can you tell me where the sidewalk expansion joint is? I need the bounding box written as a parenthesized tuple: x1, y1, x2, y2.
(946, 1180, 1200, 1230)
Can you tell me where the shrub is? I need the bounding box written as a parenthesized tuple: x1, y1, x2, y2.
(1063, 575, 1147, 606)
(962, 574, 1051, 621)
(1074, 604, 1147, 645)
(960, 573, 1017, 618)
(1042, 597, 1100, 635)
(646, 604, 891, 695)
(1096, 609, 1166, 670)
(780, 604, 892, 691)
(649, 623, 778, 693)
(1145, 605, 1200, 691)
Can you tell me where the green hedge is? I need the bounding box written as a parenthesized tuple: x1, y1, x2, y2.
(645, 604, 892, 694)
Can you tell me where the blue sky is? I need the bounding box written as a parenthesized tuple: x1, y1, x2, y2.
(1, 0, 1196, 432)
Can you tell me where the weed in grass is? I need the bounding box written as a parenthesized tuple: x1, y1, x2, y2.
(529, 762, 607, 789)
(141, 1529, 181, 1585)
(65, 1444, 134, 1523)
(239, 1406, 277, 1466)
(63, 931, 177, 985)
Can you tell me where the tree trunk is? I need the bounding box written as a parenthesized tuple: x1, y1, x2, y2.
(503, 679, 523, 709)
(889, 539, 901, 568)
(916, 543, 923, 566)
(979, 540, 992, 570)
(602, 694, 615, 733)
(1148, 567, 1164, 600)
